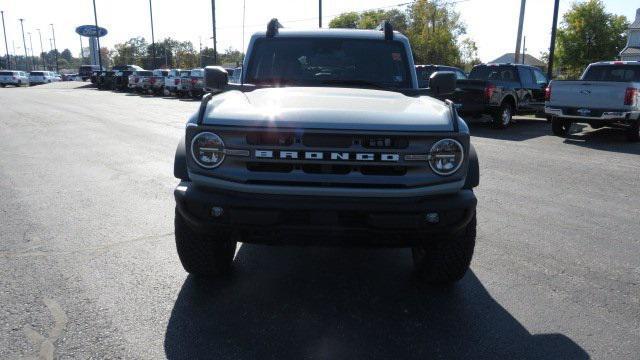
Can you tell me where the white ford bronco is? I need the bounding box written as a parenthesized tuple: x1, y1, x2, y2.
(173, 20, 479, 284)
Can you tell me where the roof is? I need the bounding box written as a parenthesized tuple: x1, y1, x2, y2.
(489, 53, 547, 67)
(630, 9, 640, 29)
(251, 28, 408, 41)
(620, 47, 640, 55)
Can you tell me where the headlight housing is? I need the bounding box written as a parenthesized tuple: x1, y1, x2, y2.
(428, 139, 464, 176)
(191, 132, 225, 169)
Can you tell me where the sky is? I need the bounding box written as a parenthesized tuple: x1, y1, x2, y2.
(0, 0, 637, 64)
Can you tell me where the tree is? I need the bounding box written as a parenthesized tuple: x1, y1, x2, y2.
(61, 49, 73, 63)
(112, 37, 148, 67)
(328, 0, 472, 67)
(555, 0, 628, 79)
(329, 12, 359, 28)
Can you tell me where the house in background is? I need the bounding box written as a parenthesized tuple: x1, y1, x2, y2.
(489, 53, 546, 70)
(619, 8, 640, 61)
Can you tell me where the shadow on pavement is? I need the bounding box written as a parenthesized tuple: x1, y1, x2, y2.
(164, 245, 588, 360)
(564, 127, 640, 155)
(466, 117, 550, 142)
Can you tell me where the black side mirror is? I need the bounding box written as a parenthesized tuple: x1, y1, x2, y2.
(205, 66, 229, 91)
(429, 71, 456, 97)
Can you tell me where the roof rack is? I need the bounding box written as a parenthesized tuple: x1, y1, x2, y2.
(376, 20, 394, 41)
(266, 18, 282, 37)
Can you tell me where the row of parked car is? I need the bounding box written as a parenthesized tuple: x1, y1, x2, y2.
(89, 64, 242, 99)
(0, 70, 72, 87)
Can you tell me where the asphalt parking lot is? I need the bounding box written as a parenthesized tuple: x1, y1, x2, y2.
(1, 82, 639, 359)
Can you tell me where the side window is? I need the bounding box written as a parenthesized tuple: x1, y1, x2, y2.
(517, 67, 534, 87)
(455, 71, 467, 80)
(533, 69, 548, 85)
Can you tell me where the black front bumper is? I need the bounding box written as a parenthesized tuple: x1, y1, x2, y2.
(174, 182, 477, 247)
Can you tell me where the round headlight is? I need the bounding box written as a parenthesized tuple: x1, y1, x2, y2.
(428, 139, 464, 176)
(191, 132, 225, 169)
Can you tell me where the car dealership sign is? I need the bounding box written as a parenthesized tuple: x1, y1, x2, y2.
(75, 25, 107, 38)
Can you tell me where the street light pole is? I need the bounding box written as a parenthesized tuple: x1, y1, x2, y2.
(514, 0, 526, 64)
(1, 10, 10, 69)
(149, 0, 156, 69)
(211, 0, 217, 64)
(19, 18, 29, 71)
(319, 0, 322, 28)
(50, 24, 58, 72)
(547, 0, 560, 80)
(37, 29, 46, 70)
(92, 0, 103, 70)
(28, 31, 35, 70)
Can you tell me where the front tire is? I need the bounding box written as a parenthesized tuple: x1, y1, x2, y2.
(551, 117, 571, 137)
(627, 120, 640, 142)
(492, 102, 513, 129)
(174, 208, 237, 277)
(412, 214, 476, 284)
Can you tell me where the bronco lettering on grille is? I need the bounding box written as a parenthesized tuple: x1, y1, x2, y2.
(255, 150, 400, 162)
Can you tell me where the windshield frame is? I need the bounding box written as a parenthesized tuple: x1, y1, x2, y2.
(244, 36, 415, 90)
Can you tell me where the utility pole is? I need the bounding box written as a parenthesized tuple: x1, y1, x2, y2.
(19, 18, 29, 71)
(28, 32, 35, 70)
(199, 36, 203, 67)
(50, 24, 58, 72)
(522, 36, 526, 64)
(149, 0, 156, 69)
(1, 11, 10, 69)
(92, 0, 103, 70)
(319, 0, 322, 28)
(211, 0, 217, 64)
(37, 29, 46, 70)
(547, 0, 560, 80)
(514, 0, 526, 64)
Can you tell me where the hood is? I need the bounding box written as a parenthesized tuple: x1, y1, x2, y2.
(202, 87, 454, 132)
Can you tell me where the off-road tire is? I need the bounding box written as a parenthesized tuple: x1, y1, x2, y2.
(492, 102, 513, 129)
(174, 208, 237, 277)
(551, 117, 571, 137)
(627, 121, 640, 142)
(412, 214, 476, 284)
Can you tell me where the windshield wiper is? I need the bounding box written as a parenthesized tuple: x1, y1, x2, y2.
(320, 79, 388, 89)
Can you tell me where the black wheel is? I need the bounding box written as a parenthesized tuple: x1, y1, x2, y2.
(551, 117, 571, 137)
(412, 214, 476, 284)
(627, 121, 640, 142)
(174, 208, 237, 277)
(492, 102, 513, 129)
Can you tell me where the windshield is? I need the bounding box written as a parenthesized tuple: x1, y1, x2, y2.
(30, 72, 44, 76)
(0, 71, 13, 76)
(180, 71, 191, 77)
(245, 37, 411, 89)
(582, 65, 640, 82)
(190, 69, 204, 77)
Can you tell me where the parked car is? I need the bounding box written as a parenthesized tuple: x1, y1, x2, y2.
(62, 73, 77, 81)
(452, 63, 549, 128)
(188, 68, 205, 98)
(29, 71, 57, 85)
(127, 70, 151, 92)
(164, 69, 183, 96)
(135, 70, 154, 93)
(97, 71, 117, 90)
(0, 70, 30, 87)
(545, 61, 640, 142)
(172, 20, 479, 284)
(149, 69, 169, 95)
(176, 70, 193, 97)
(416, 65, 467, 88)
(228, 67, 242, 84)
(79, 65, 103, 81)
(111, 65, 143, 92)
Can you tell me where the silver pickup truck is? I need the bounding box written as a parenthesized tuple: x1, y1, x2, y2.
(172, 20, 479, 284)
(545, 61, 640, 142)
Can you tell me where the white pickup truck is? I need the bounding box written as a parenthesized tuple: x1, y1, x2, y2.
(545, 61, 640, 142)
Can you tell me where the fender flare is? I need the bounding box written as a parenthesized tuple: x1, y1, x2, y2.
(463, 144, 479, 189)
(174, 136, 189, 181)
